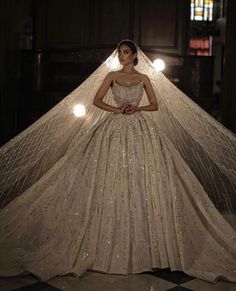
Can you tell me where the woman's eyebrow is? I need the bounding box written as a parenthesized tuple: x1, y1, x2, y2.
(118, 49, 129, 53)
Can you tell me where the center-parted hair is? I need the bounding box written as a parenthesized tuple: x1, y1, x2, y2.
(117, 39, 138, 66)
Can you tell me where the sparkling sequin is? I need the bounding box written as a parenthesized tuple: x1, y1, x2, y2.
(0, 82, 235, 283)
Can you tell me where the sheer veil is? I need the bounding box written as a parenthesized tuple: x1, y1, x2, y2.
(0, 46, 236, 218)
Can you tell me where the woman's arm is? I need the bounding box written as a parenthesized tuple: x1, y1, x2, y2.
(93, 72, 124, 114)
(125, 75, 158, 114)
(138, 75, 158, 111)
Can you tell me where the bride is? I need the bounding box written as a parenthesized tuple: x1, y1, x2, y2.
(93, 40, 158, 115)
(0, 39, 236, 283)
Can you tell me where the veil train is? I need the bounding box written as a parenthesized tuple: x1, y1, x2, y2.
(0, 48, 236, 219)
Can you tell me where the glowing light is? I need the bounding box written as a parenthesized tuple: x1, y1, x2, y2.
(106, 55, 120, 69)
(152, 59, 165, 72)
(73, 104, 86, 117)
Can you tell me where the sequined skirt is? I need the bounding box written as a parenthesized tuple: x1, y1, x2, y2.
(0, 112, 236, 282)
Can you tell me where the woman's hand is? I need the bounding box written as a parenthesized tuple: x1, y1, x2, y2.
(114, 103, 128, 114)
(115, 103, 140, 114)
(124, 104, 139, 114)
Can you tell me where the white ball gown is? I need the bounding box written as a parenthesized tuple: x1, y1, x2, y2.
(0, 79, 236, 283)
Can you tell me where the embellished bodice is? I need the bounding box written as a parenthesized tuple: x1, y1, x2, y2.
(111, 81, 144, 106)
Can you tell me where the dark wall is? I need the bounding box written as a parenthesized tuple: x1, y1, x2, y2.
(0, 0, 33, 145)
(222, 0, 236, 131)
(34, 0, 188, 55)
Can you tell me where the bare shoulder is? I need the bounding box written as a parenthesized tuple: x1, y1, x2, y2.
(140, 74, 150, 81)
(132, 71, 149, 81)
(107, 71, 122, 81)
(106, 71, 116, 80)
(139, 74, 151, 86)
(102, 72, 118, 87)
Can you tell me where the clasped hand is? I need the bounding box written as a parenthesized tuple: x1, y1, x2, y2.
(119, 103, 139, 114)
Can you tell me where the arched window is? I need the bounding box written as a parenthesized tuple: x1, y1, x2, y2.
(191, 0, 214, 21)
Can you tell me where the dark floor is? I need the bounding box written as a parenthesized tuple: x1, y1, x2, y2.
(1, 268, 235, 291)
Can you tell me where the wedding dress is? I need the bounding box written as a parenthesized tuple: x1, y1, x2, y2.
(0, 78, 236, 282)
(0, 74, 236, 283)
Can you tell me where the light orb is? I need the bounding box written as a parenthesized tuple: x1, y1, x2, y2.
(152, 59, 165, 72)
(73, 104, 86, 117)
(106, 55, 120, 69)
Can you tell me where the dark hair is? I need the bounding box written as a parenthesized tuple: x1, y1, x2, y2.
(117, 39, 138, 66)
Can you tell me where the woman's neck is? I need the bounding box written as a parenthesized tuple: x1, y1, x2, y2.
(121, 64, 135, 73)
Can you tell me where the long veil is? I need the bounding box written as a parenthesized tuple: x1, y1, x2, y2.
(0, 47, 236, 217)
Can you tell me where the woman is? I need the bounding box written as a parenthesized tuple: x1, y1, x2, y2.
(93, 40, 158, 115)
(0, 40, 236, 283)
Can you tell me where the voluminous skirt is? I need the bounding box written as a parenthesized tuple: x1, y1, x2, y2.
(0, 112, 236, 282)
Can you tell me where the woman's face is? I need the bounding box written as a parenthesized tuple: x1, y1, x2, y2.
(117, 44, 136, 66)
